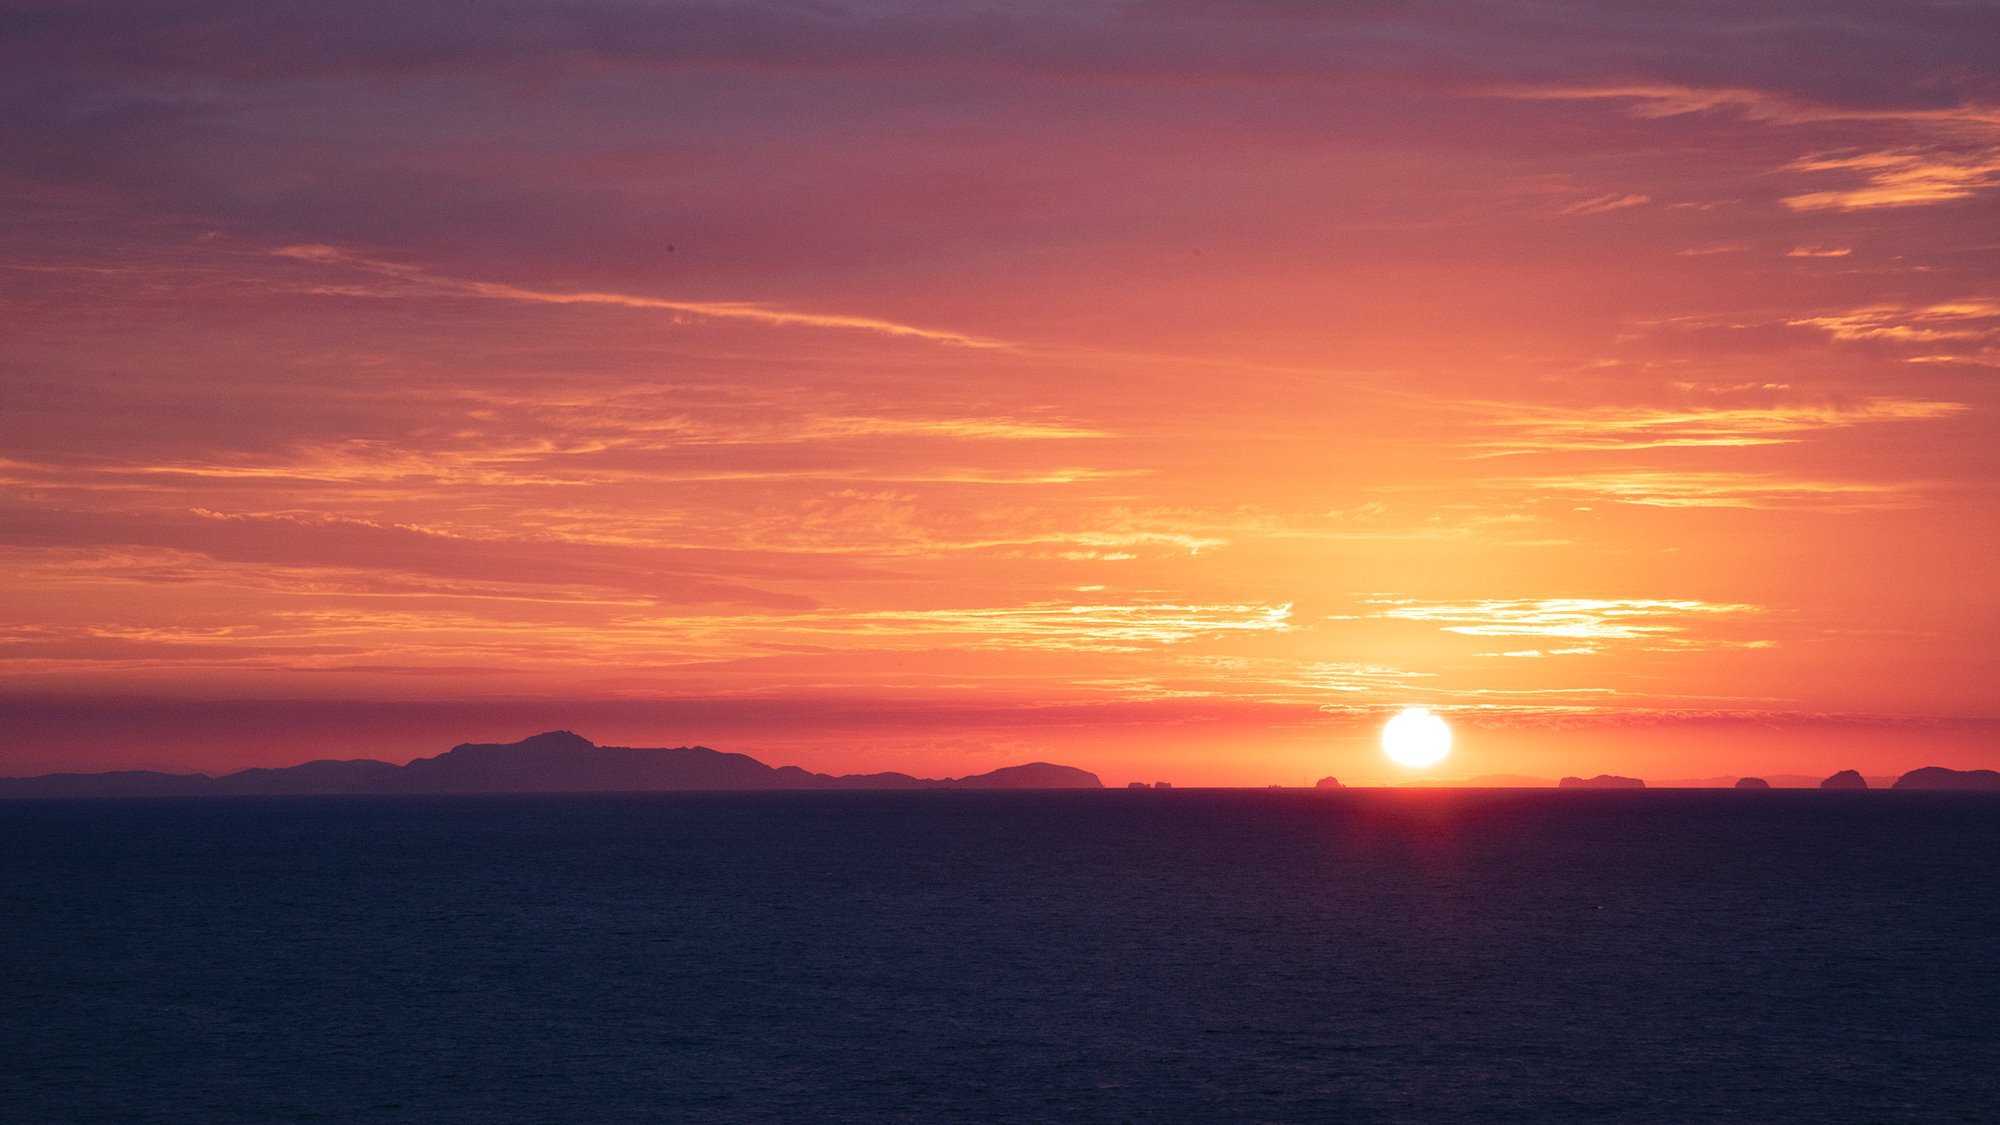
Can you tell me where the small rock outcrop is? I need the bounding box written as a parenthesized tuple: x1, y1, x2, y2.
(1820, 769, 1868, 789)
(1734, 777, 1771, 789)
(1315, 776, 1345, 789)
(1558, 774, 1645, 789)
(1892, 767, 2000, 790)
(1127, 781, 1150, 789)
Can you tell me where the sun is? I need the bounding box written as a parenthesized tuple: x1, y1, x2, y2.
(1382, 707, 1452, 768)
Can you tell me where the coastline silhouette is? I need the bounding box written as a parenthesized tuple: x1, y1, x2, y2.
(0, 731, 1102, 798)
(7, 740, 1996, 798)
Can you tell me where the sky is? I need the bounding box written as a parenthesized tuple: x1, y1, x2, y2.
(2, 0, 1997, 784)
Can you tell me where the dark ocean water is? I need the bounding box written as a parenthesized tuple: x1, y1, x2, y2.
(3, 790, 1997, 1123)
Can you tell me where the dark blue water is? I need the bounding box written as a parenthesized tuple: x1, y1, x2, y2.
(3, 791, 1997, 1122)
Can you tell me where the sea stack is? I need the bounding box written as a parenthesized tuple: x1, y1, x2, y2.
(1315, 776, 1345, 790)
(1558, 775, 1645, 789)
(1820, 769, 1867, 789)
(1734, 777, 1771, 789)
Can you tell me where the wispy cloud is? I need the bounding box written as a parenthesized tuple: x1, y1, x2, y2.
(1368, 596, 1762, 654)
(0, 505, 840, 608)
(308, 599, 1295, 659)
(5, 447, 1127, 492)
(1508, 471, 1923, 510)
(1781, 149, 2000, 211)
(439, 387, 1106, 445)
(0, 594, 1297, 682)
(1472, 397, 1967, 455)
(275, 244, 1013, 349)
(1789, 299, 2000, 344)
(1493, 84, 2000, 211)
(1488, 83, 2000, 130)
(1562, 192, 1650, 215)
(1186, 655, 1437, 698)
(1490, 82, 1795, 119)
(714, 601, 1296, 652)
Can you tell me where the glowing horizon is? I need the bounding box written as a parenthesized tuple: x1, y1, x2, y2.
(1, 1, 1995, 785)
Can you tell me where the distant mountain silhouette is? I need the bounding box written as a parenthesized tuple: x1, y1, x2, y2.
(1734, 777, 1771, 789)
(1820, 769, 1868, 790)
(1892, 767, 2000, 790)
(0, 731, 1102, 798)
(1315, 776, 1345, 789)
(1559, 774, 1645, 789)
(1404, 774, 1556, 788)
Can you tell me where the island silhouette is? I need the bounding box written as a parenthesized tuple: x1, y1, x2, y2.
(1559, 774, 1645, 789)
(1891, 767, 2000, 790)
(0, 731, 1103, 798)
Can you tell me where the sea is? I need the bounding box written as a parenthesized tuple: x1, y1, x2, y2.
(2, 790, 1996, 1123)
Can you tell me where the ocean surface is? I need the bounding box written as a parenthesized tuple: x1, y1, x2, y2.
(3, 790, 1997, 1123)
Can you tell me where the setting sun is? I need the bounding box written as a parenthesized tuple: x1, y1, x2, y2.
(1382, 708, 1452, 769)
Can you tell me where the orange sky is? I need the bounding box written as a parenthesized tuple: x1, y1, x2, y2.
(2, 1, 1996, 784)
